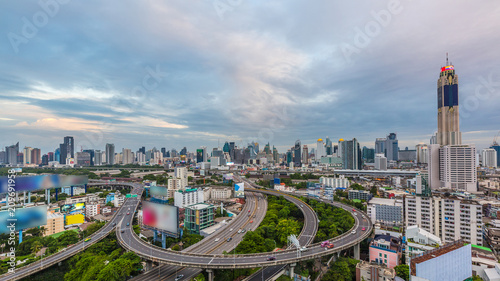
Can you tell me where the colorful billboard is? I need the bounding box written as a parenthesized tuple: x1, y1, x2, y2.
(0, 206, 47, 234)
(223, 173, 234, 180)
(142, 201, 178, 234)
(65, 213, 85, 225)
(0, 175, 88, 194)
(61, 203, 85, 214)
(235, 182, 244, 198)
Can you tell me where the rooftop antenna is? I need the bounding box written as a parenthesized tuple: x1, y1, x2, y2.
(446, 52, 449, 65)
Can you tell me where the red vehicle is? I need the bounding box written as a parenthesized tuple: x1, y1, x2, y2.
(362, 227, 366, 231)
(326, 243, 334, 249)
(352, 208, 356, 212)
(250, 220, 253, 223)
(248, 210, 251, 212)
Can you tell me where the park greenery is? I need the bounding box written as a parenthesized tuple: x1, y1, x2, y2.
(300, 198, 355, 243)
(394, 264, 409, 281)
(20, 233, 143, 281)
(0, 221, 105, 275)
(321, 257, 359, 281)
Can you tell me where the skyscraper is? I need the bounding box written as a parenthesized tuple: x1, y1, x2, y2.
(490, 143, 500, 167)
(105, 143, 115, 165)
(94, 150, 103, 166)
(325, 137, 333, 155)
(293, 140, 301, 167)
(482, 148, 498, 168)
(5, 142, 19, 165)
(83, 149, 95, 166)
(302, 145, 309, 164)
(437, 58, 461, 146)
(375, 138, 386, 155)
(316, 138, 325, 162)
(385, 133, 398, 161)
(23, 146, 33, 164)
(341, 138, 361, 170)
(31, 148, 41, 165)
(59, 136, 74, 164)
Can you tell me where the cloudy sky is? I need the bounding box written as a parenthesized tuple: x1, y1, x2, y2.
(1, 0, 500, 154)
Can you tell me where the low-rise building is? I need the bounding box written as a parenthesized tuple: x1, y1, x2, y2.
(349, 190, 372, 201)
(43, 212, 64, 236)
(369, 234, 402, 269)
(210, 186, 233, 200)
(367, 198, 403, 227)
(184, 203, 215, 235)
(86, 204, 101, 218)
(320, 175, 350, 189)
(405, 225, 442, 262)
(174, 188, 204, 208)
(471, 244, 498, 278)
(355, 261, 396, 281)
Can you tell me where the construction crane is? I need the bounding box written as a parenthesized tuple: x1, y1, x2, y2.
(493, 131, 500, 146)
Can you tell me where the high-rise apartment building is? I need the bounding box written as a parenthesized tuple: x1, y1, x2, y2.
(482, 148, 498, 168)
(105, 143, 115, 165)
(302, 145, 309, 164)
(490, 143, 500, 167)
(416, 143, 429, 164)
(59, 136, 74, 164)
(5, 142, 19, 165)
(31, 148, 41, 165)
(385, 133, 398, 161)
(23, 146, 32, 165)
(375, 138, 386, 155)
(316, 138, 325, 162)
(374, 153, 387, 170)
(122, 148, 133, 164)
(94, 150, 102, 166)
(405, 195, 483, 246)
(439, 145, 477, 192)
(436, 60, 461, 146)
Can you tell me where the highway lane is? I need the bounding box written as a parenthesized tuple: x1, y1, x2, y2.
(131, 191, 268, 281)
(0, 183, 145, 281)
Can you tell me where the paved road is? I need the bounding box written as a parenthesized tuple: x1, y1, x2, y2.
(131, 191, 268, 281)
(0, 183, 144, 281)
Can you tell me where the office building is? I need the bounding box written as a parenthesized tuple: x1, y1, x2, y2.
(369, 234, 402, 269)
(367, 198, 403, 227)
(44, 212, 65, 236)
(362, 147, 375, 163)
(174, 188, 204, 208)
(482, 148, 498, 168)
(436, 60, 462, 146)
(385, 133, 398, 161)
(174, 166, 188, 188)
(410, 242, 472, 281)
(293, 140, 301, 167)
(439, 145, 477, 192)
(316, 138, 325, 162)
(59, 136, 74, 164)
(490, 143, 500, 167)
(302, 145, 309, 164)
(209, 187, 232, 199)
(375, 138, 385, 155)
(341, 138, 362, 170)
(355, 261, 395, 281)
(54, 148, 60, 163)
(31, 148, 41, 165)
(76, 151, 91, 166)
(105, 143, 115, 165)
(375, 153, 387, 170)
(184, 203, 215, 235)
(398, 147, 416, 162)
(4, 142, 19, 165)
(405, 195, 483, 245)
(41, 154, 48, 165)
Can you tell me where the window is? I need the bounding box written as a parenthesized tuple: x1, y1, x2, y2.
(384, 254, 387, 258)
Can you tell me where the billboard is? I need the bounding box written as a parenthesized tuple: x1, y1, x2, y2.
(235, 182, 244, 198)
(150, 185, 169, 197)
(61, 203, 85, 214)
(0, 175, 88, 194)
(223, 173, 234, 180)
(142, 201, 179, 234)
(0, 206, 47, 234)
(65, 213, 85, 225)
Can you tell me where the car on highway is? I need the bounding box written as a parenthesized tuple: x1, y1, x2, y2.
(175, 274, 184, 281)
(121, 230, 125, 233)
(250, 220, 253, 223)
(215, 238, 220, 242)
(362, 227, 366, 231)
(238, 229, 242, 234)
(351, 230, 356, 234)
(299, 246, 308, 252)
(84, 238, 91, 242)
(266, 256, 276, 261)
(229, 228, 233, 232)
(321, 241, 330, 247)
(127, 212, 130, 215)
(352, 208, 356, 212)
(112, 222, 116, 226)
(127, 223, 130, 226)
(326, 243, 334, 249)
(248, 210, 251, 212)
(227, 237, 232, 242)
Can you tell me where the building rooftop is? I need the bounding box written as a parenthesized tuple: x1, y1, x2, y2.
(47, 212, 63, 219)
(368, 198, 401, 206)
(410, 240, 465, 275)
(186, 203, 213, 210)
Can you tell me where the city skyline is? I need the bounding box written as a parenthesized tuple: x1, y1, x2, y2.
(1, 1, 500, 154)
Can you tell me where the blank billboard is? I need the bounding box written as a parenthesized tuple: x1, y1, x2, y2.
(142, 201, 178, 234)
(0, 175, 88, 194)
(66, 213, 85, 225)
(0, 206, 47, 234)
(235, 182, 244, 197)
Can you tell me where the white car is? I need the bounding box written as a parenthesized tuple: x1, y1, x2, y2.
(215, 238, 220, 242)
(238, 229, 242, 234)
(229, 228, 233, 232)
(351, 230, 356, 234)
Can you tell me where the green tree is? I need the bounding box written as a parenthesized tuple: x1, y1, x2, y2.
(394, 264, 409, 281)
(275, 219, 300, 244)
(31, 240, 43, 256)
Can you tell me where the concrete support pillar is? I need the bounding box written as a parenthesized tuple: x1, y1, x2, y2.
(28, 191, 31, 203)
(71, 186, 74, 197)
(354, 243, 360, 260)
(145, 260, 153, 272)
(16, 192, 18, 203)
(162, 233, 167, 249)
(23, 191, 26, 204)
(207, 269, 214, 281)
(289, 263, 296, 278)
(327, 252, 339, 266)
(154, 230, 158, 242)
(47, 189, 50, 204)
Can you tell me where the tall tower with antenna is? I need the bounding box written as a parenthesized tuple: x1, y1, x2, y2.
(437, 53, 461, 146)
